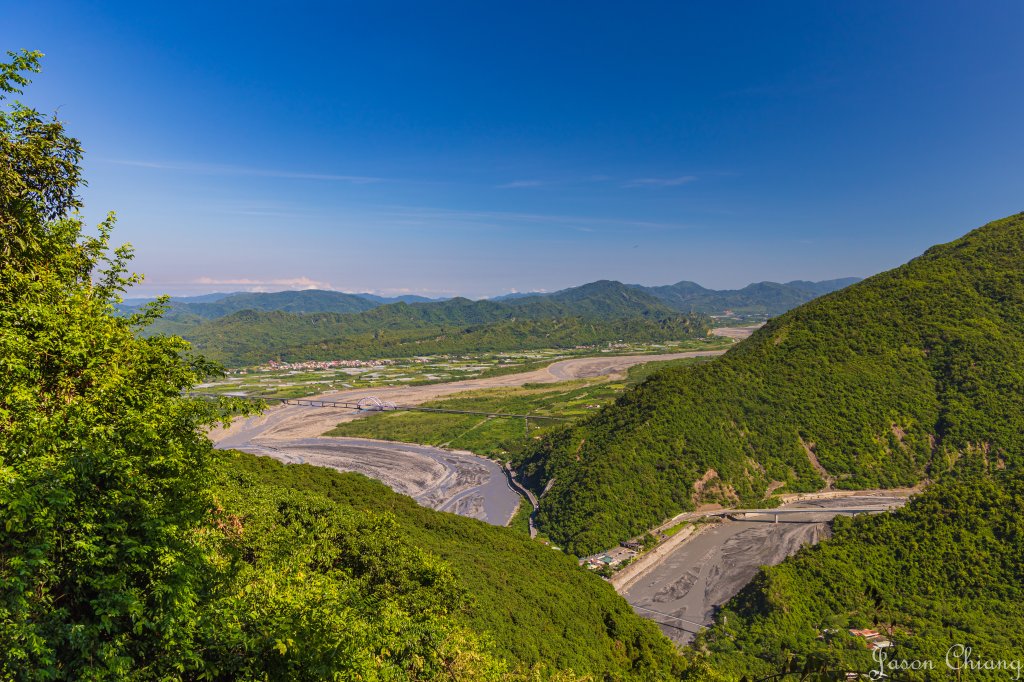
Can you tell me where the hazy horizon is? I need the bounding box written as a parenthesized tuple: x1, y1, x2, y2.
(120, 275, 864, 301)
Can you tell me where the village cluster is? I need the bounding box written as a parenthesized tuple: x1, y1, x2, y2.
(257, 358, 399, 372)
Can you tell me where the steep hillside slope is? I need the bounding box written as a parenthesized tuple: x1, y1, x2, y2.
(528, 280, 676, 317)
(217, 451, 689, 679)
(520, 213, 1024, 554)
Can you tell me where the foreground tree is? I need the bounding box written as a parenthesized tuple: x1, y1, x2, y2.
(0, 49, 248, 676)
(0, 50, 603, 682)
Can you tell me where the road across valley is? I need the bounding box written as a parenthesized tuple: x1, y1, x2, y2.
(619, 493, 911, 644)
(211, 347, 737, 525)
(213, 348, 731, 443)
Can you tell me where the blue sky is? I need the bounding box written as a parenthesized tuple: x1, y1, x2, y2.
(4, 1, 1023, 298)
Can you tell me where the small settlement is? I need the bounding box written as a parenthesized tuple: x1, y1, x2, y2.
(580, 538, 647, 572)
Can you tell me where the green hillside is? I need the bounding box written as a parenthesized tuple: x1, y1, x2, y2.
(696, 466, 1024, 679)
(120, 290, 445, 321)
(217, 452, 689, 679)
(118, 290, 381, 336)
(133, 279, 855, 366)
(519, 213, 1024, 554)
(164, 289, 381, 317)
(527, 280, 678, 317)
(176, 282, 708, 366)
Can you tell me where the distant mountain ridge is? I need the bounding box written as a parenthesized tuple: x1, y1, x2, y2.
(634, 277, 861, 315)
(119, 290, 446, 319)
(124, 277, 858, 366)
(179, 280, 707, 366)
(488, 278, 861, 316)
(121, 277, 858, 320)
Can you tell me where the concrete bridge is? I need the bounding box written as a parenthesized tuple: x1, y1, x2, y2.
(704, 506, 897, 523)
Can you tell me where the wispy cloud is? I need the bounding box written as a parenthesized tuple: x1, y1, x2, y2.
(108, 159, 381, 183)
(623, 175, 698, 188)
(369, 205, 694, 233)
(192, 276, 333, 291)
(495, 180, 545, 189)
(347, 286, 459, 297)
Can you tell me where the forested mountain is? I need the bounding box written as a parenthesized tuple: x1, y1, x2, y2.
(121, 290, 444, 315)
(126, 277, 853, 345)
(523, 279, 675, 317)
(350, 281, 680, 325)
(356, 292, 445, 304)
(118, 278, 857, 366)
(519, 213, 1024, 554)
(169, 281, 709, 366)
(487, 278, 860, 316)
(121, 291, 232, 306)
(134, 280, 679, 326)
(120, 288, 381, 318)
(636, 277, 861, 315)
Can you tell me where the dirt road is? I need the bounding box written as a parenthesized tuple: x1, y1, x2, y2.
(710, 325, 763, 339)
(212, 349, 729, 443)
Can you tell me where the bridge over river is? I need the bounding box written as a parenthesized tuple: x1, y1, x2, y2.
(618, 493, 912, 643)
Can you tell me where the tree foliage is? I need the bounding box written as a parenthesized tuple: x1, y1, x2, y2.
(642, 278, 860, 316)
(0, 49, 245, 676)
(217, 451, 695, 680)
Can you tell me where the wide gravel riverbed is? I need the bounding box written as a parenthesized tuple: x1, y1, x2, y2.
(622, 494, 910, 644)
(211, 349, 736, 526)
(222, 436, 520, 525)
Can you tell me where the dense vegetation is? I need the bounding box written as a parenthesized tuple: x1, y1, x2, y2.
(637, 278, 860, 316)
(10, 46, 1022, 682)
(176, 286, 709, 366)
(0, 52, 701, 680)
(119, 289, 439, 317)
(696, 467, 1024, 679)
(520, 213, 1024, 554)
(123, 278, 854, 331)
(126, 277, 857, 367)
(218, 452, 693, 679)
